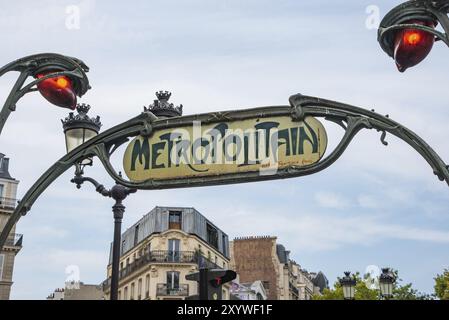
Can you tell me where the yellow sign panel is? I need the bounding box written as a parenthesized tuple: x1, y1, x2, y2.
(123, 116, 327, 182)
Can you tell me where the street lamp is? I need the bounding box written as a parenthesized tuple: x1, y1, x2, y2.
(62, 104, 136, 300)
(378, 0, 449, 72)
(379, 268, 396, 299)
(70, 167, 137, 300)
(0, 53, 90, 136)
(339, 271, 356, 300)
(61, 103, 102, 165)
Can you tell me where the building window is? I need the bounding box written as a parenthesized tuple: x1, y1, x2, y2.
(120, 262, 123, 270)
(138, 278, 142, 300)
(118, 290, 121, 300)
(0, 184, 4, 198)
(134, 225, 139, 246)
(222, 234, 227, 255)
(214, 256, 218, 265)
(168, 211, 182, 230)
(145, 274, 150, 298)
(0, 254, 4, 280)
(168, 239, 180, 262)
(124, 286, 128, 300)
(130, 282, 135, 300)
(126, 257, 130, 267)
(167, 271, 180, 290)
(206, 223, 218, 249)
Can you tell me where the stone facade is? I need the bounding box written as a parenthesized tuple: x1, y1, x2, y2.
(0, 154, 22, 300)
(230, 236, 327, 300)
(46, 283, 104, 300)
(102, 206, 231, 300)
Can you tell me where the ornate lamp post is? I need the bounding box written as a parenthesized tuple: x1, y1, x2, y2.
(62, 103, 102, 165)
(0, 53, 90, 136)
(71, 168, 136, 300)
(340, 271, 356, 300)
(379, 268, 396, 299)
(62, 103, 136, 300)
(378, 0, 449, 72)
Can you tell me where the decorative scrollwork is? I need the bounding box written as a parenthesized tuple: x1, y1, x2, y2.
(2, 93, 449, 250)
(379, 130, 389, 146)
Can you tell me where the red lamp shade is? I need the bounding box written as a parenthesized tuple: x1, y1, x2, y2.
(393, 20, 436, 72)
(35, 72, 77, 109)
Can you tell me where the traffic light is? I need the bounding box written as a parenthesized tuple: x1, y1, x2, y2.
(185, 268, 237, 300)
(35, 71, 77, 109)
(393, 20, 436, 72)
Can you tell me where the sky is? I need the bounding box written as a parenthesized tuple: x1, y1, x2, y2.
(0, 0, 448, 299)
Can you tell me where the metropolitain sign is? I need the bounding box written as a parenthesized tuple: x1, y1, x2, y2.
(123, 115, 327, 182)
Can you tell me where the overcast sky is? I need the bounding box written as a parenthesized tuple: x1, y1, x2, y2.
(0, 0, 448, 299)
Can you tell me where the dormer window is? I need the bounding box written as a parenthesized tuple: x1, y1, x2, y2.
(206, 223, 218, 249)
(168, 210, 182, 230)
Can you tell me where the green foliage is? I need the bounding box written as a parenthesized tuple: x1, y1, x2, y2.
(313, 270, 433, 300)
(313, 272, 378, 300)
(434, 269, 449, 300)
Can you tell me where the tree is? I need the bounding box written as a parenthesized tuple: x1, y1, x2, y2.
(391, 269, 433, 300)
(313, 272, 378, 300)
(313, 270, 432, 300)
(434, 269, 449, 300)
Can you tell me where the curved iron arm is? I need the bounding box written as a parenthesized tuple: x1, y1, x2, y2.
(0, 53, 90, 136)
(1, 93, 448, 249)
(71, 165, 111, 197)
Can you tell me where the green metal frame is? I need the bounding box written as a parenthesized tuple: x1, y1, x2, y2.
(1, 93, 448, 249)
(0, 53, 90, 136)
(378, 0, 449, 59)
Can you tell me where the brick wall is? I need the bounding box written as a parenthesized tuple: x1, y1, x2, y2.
(230, 236, 279, 300)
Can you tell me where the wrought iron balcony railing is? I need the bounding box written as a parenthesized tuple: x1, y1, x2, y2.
(3, 233, 23, 247)
(0, 197, 17, 210)
(156, 283, 189, 297)
(289, 282, 299, 296)
(102, 250, 223, 291)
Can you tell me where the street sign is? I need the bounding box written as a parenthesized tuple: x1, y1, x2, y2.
(123, 115, 327, 182)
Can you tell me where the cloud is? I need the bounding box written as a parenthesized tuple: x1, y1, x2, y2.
(357, 194, 380, 209)
(1, 0, 448, 298)
(314, 191, 350, 209)
(222, 207, 449, 252)
(11, 248, 108, 300)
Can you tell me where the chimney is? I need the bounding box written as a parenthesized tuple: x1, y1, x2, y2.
(0, 153, 14, 180)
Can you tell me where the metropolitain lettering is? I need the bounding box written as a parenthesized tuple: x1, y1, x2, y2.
(128, 119, 321, 174)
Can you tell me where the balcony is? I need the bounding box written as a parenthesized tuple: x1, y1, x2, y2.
(156, 283, 189, 297)
(4, 233, 23, 248)
(289, 282, 299, 297)
(0, 197, 17, 210)
(102, 250, 223, 291)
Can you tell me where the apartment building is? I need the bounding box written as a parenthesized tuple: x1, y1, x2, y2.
(0, 154, 22, 300)
(230, 236, 327, 300)
(102, 206, 231, 300)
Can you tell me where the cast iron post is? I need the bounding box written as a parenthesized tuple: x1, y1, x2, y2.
(71, 167, 137, 300)
(108, 184, 136, 300)
(199, 268, 209, 300)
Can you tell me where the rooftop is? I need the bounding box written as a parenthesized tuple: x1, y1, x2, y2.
(109, 206, 230, 262)
(0, 153, 15, 180)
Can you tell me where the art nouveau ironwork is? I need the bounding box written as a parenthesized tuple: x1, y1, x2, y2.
(0, 53, 90, 135)
(1, 93, 448, 249)
(378, 0, 449, 69)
